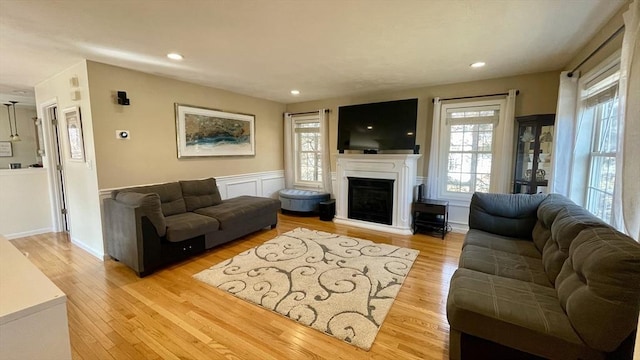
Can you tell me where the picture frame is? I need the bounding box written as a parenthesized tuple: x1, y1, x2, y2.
(62, 106, 85, 162)
(175, 103, 255, 158)
(0, 141, 12, 157)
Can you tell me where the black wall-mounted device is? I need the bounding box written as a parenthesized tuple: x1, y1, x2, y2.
(117, 91, 130, 106)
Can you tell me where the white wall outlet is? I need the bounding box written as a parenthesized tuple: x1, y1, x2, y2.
(116, 130, 130, 140)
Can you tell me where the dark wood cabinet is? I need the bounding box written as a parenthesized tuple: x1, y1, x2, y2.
(513, 114, 555, 194)
(412, 199, 448, 239)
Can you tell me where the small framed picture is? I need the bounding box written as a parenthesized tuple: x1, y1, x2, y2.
(62, 106, 85, 162)
(0, 141, 12, 157)
(175, 103, 255, 158)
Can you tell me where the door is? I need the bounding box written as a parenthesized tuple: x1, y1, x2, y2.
(48, 105, 69, 232)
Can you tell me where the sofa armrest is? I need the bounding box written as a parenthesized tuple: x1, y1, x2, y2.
(468, 192, 547, 239)
(113, 192, 166, 236)
(104, 198, 163, 276)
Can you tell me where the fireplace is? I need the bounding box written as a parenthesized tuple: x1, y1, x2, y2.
(348, 177, 394, 225)
(335, 154, 421, 235)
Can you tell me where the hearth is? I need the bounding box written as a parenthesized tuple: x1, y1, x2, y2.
(348, 177, 394, 225)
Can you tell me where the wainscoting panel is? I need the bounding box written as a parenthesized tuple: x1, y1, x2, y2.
(99, 170, 285, 201)
(224, 180, 258, 199)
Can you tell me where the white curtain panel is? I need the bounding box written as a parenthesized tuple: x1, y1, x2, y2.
(550, 71, 580, 196)
(426, 97, 441, 199)
(283, 113, 295, 188)
(619, 0, 640, 239)
(496, 89, 518, 193)
(319, 109, 333, 194)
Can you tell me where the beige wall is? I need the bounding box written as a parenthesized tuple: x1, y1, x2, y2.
(0, 106, 38, 169)
(565, 3, 627, 76)
(86, 61, 286, 189)
(35, 60, 104, 257)
(286, 71, 560, 177)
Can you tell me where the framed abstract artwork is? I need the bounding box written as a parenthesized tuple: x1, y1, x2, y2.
(175, 104, 255, 158)
(62, 106, 85, 162)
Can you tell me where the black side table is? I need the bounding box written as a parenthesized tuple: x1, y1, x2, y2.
(412, 199, 449, 239)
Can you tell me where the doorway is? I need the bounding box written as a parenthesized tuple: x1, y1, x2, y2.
(45, 104, 69, 232)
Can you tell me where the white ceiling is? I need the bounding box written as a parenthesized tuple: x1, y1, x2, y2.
(0, 0, 626, 106)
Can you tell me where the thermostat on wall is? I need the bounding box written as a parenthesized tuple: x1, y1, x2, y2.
(116, 130, 130, 140)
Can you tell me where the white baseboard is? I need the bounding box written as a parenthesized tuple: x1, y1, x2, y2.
(448, 221, 469, 234)
(70, 237, 104, 260)
(5, 228, 54, 240)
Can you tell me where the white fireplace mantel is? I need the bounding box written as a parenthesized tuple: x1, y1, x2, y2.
(334, 154, 421, 235)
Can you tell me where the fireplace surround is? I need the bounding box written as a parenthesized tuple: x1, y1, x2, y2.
(335, 154, 420, 234)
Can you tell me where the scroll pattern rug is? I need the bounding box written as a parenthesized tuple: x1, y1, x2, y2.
(194, 227, 419, 350)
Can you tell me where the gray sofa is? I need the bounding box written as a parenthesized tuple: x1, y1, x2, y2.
(447, 193, 640, 360)
(104, 178, 281, 277)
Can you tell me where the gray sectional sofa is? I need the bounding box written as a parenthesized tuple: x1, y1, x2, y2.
(447, 192, 640, 360)
(104, 178, 281, 277)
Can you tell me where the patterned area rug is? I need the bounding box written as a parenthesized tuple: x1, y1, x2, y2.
(194, 227, 419, 350)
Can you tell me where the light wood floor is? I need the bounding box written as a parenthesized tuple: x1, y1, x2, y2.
(11, 213, 464, 360)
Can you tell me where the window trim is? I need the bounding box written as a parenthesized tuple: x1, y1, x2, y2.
(437, 98, 508, 202)
(291, 114, 323, 188)
(570, 50, 621, 210)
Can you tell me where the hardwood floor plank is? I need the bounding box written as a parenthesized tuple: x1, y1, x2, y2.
(9, 213, 464, 359)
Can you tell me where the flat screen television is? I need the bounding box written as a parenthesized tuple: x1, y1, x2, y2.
(337, 98, 418, 152)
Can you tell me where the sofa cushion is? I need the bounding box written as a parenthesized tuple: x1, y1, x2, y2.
(447, 268, 598, 360)
(541, 206, 608, 285)
(114, 192, 167, 237)
(117, 182, 186, 216)
(464, 229, 541, 258)
(532, 193, 580, 251)
(459, 245, 551, 287)
(179, 178, 223, 211)
(556, 227, 640, 352)
(164, 212, 219, 243)
(194, 196, 281, 230)
(468, 192, 547, 239)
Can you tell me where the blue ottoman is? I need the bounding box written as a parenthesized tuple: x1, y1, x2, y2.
(279, 189, 330, 213)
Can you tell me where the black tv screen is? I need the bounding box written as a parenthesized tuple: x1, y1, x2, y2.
(337, 98, 418, 151)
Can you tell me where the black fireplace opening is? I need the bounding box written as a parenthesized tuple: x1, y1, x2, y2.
(347, 177, 394, 225)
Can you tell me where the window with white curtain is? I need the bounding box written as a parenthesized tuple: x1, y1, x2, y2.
(439, 101, 503, 199)
(579, 63, 620, 224)
(293, 115, 322, 186)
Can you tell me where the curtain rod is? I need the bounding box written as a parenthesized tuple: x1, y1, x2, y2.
(568, 25, 625, 78)
(285, 109, 330, 116)
(432, 90, 519, 103)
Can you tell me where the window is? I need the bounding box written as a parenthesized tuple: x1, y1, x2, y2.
(293, 116, 322, 185)
(580, 65, 620, 224)
(442, 105, 500, 196)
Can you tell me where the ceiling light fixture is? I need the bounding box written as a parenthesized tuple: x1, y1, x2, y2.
(470, 62, 486, 68)
(290, 90, 300, 95)
(10, 101, 20, 142)
(4, 101, 20, 142)
(4, 103, 14, 141)
(167, 53, 184, 60)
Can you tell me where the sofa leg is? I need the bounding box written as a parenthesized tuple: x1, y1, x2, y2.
(270, 223, 277, 229)
(449, 329, 461, 360)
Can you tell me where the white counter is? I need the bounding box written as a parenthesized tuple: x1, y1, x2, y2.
(0, 235, 71, 360)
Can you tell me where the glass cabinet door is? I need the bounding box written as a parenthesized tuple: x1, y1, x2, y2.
(513, 114, 555, 194)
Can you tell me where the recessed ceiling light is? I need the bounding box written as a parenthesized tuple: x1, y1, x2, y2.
(167, 53, 183, 60)
(290, 90, 300, 95)
(470, 62, 486, 68)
